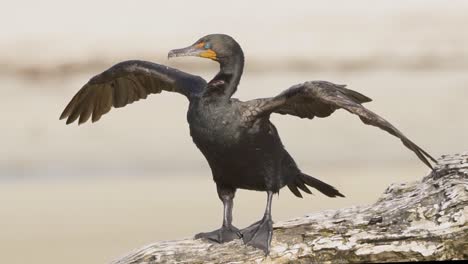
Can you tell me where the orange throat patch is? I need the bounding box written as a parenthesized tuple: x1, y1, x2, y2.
(200, 49, 217, 60)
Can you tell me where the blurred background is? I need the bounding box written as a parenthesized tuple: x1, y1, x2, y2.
(1, 0, 467, 263)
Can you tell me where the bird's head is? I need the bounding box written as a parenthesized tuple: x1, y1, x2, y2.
(168, 34, 242, 63)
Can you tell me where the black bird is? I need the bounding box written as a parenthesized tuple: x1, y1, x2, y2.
(60, 34, 436, 254)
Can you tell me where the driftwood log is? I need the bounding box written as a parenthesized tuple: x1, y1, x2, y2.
(111, 152, 468, 263)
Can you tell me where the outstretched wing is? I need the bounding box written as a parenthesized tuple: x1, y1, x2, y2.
(250, 81, 436, 169)
(59, 60, 206, 125)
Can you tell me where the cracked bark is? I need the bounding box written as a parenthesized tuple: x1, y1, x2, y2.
(111, 152, 468, 263)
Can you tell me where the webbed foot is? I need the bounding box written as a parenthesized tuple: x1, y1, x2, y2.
(241, 216, 273, 254)
(195, 225, 241, 243)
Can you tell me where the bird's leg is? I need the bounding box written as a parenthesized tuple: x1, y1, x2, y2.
(194, 186, 241, 243)
(241, 191, 274, 255)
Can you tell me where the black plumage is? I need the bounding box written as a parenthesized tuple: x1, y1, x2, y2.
(60, 34, 436, 254)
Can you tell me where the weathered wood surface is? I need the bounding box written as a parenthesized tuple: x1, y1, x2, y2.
(111, 152, 468, 264)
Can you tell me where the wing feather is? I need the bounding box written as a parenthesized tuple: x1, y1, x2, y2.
(91, 87, 104, 123)
(251, 81, 436, 169)
(60, 60, 206, 125)
(78, 94, 94, 125)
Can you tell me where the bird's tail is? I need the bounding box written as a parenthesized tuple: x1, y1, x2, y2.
(287, 173, 345, 198)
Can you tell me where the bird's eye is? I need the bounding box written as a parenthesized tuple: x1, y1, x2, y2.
(204, 42, 211, 49)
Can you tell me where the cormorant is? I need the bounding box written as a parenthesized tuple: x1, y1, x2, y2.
(60, 34, 436, 254)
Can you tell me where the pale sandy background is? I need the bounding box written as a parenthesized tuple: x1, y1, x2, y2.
(1, 1, 468, 263)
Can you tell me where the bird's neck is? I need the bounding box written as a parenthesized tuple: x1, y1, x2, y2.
(206, 52, 244, 100)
